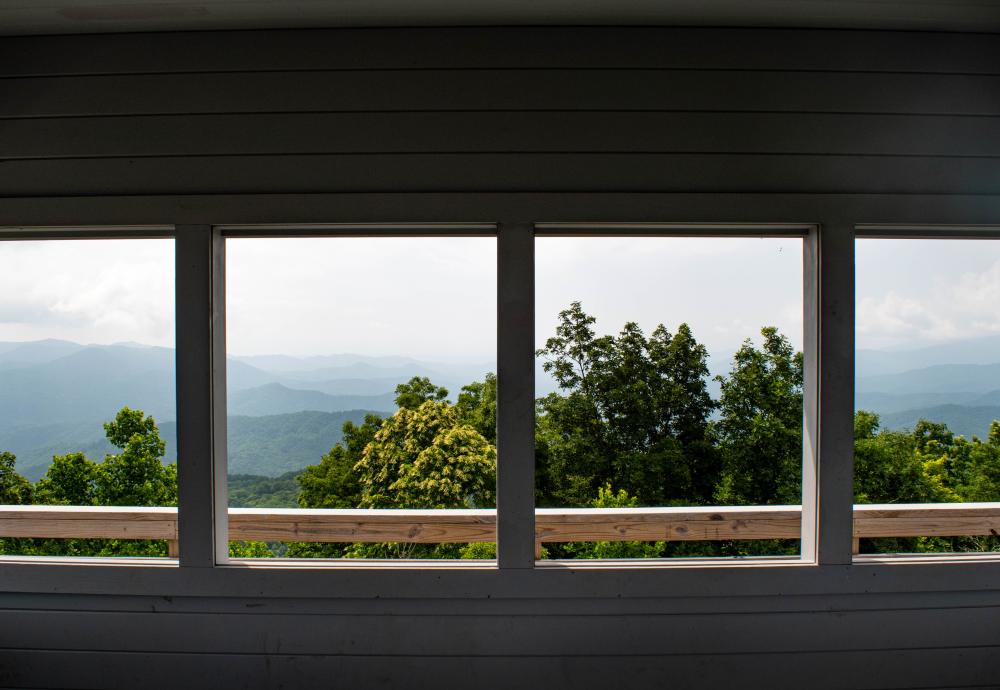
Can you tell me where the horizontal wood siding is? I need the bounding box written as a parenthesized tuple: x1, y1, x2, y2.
(1, 28, 999, 197)
(1, 26, 999, 690)
(2, 592, 1000, 689)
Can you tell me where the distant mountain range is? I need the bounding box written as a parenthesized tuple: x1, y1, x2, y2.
(0, 339, 492, 477)
(6, 334, 1000, 479)
(0, 339, 491, 429)
(877, 405, 1000, 441)
(856, 335, 1000, 377)
(854, 335, 1000, 438)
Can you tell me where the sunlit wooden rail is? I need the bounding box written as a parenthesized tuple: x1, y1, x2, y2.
(3, 503, 1000, 556)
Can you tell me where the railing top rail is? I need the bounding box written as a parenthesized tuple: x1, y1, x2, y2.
(3, 503, 1000, 545)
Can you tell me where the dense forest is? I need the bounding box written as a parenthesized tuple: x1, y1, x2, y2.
(3, 302, 1000, 559)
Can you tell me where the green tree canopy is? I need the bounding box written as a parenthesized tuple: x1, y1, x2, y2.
(455, 373, 497, 443)
(95, 407, 176, 507)
(535, 302, 718, 506)
(394, 376, 448, 410)
(0, 451, 32, 505)
(34, 452, 97, 506)
(713, 327, 803, 506)
(296, 413, 383, 510)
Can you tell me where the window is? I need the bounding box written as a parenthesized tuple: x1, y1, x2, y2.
(0, 235, 177, 559)
(223, 231, 497, 560)
(855, 234, 1000, 556)
(534, 230, 806, 560)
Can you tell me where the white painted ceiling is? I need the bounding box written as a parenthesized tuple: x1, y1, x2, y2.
(1, 0, 999, 35)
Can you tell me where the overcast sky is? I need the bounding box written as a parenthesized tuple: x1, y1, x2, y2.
(856, 239, 1000, 350)
(2, 236, 999, 359)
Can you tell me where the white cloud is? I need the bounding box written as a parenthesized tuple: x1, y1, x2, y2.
(0, 240, 174, 346)
(856, 243, 1000, 350)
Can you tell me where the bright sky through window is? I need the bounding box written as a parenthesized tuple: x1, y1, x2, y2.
(8, 237, 1000, 360)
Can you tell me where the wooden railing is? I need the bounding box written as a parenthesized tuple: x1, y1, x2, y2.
(3, 503, 1000, 557)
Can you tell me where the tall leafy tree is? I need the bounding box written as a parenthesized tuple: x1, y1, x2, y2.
(713, 327, 803, 506)
(96, 407, 176, 507)
(10, 408, 180, 557)
(536, 302, 717, 506)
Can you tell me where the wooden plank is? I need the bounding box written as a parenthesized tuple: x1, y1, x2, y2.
(535, 507, 801, 543)
(4, 504, 1000, 544)
(3, 154, 999, 197)
(1, 193, 998, 229)
(2, 28, 999, 77)
(3, 605, 1000, 657)
(0, 506, 176, 540)
(5, 70, 1000, 118)
(855, 503, 1000, 538)
(8, 587, 1000, 616)
(4, 112, 999, 159)
(228, 509, 496, 543)
(0, 646, 997, 690)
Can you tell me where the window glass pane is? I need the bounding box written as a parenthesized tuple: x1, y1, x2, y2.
(0, 238, 177, 559)
(535, 235, 804, 560)
(225, 236, 497, 560)
(855, 238, 1000, 555)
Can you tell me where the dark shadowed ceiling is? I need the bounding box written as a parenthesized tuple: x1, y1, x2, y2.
(2, 0, 1000, 35)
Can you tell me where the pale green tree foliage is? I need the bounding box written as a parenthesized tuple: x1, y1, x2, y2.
(355, 400, 495, 510)
(347, 399, 495, 558)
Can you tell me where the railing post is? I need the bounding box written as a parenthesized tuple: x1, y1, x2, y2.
(496, 222, 536, 568)
(175, 225, 229, 567)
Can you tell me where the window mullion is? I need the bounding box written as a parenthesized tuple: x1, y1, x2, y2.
(496, 221, 536, 568)
(175, 224, 229, 567)
(808, 221, 856, 565)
